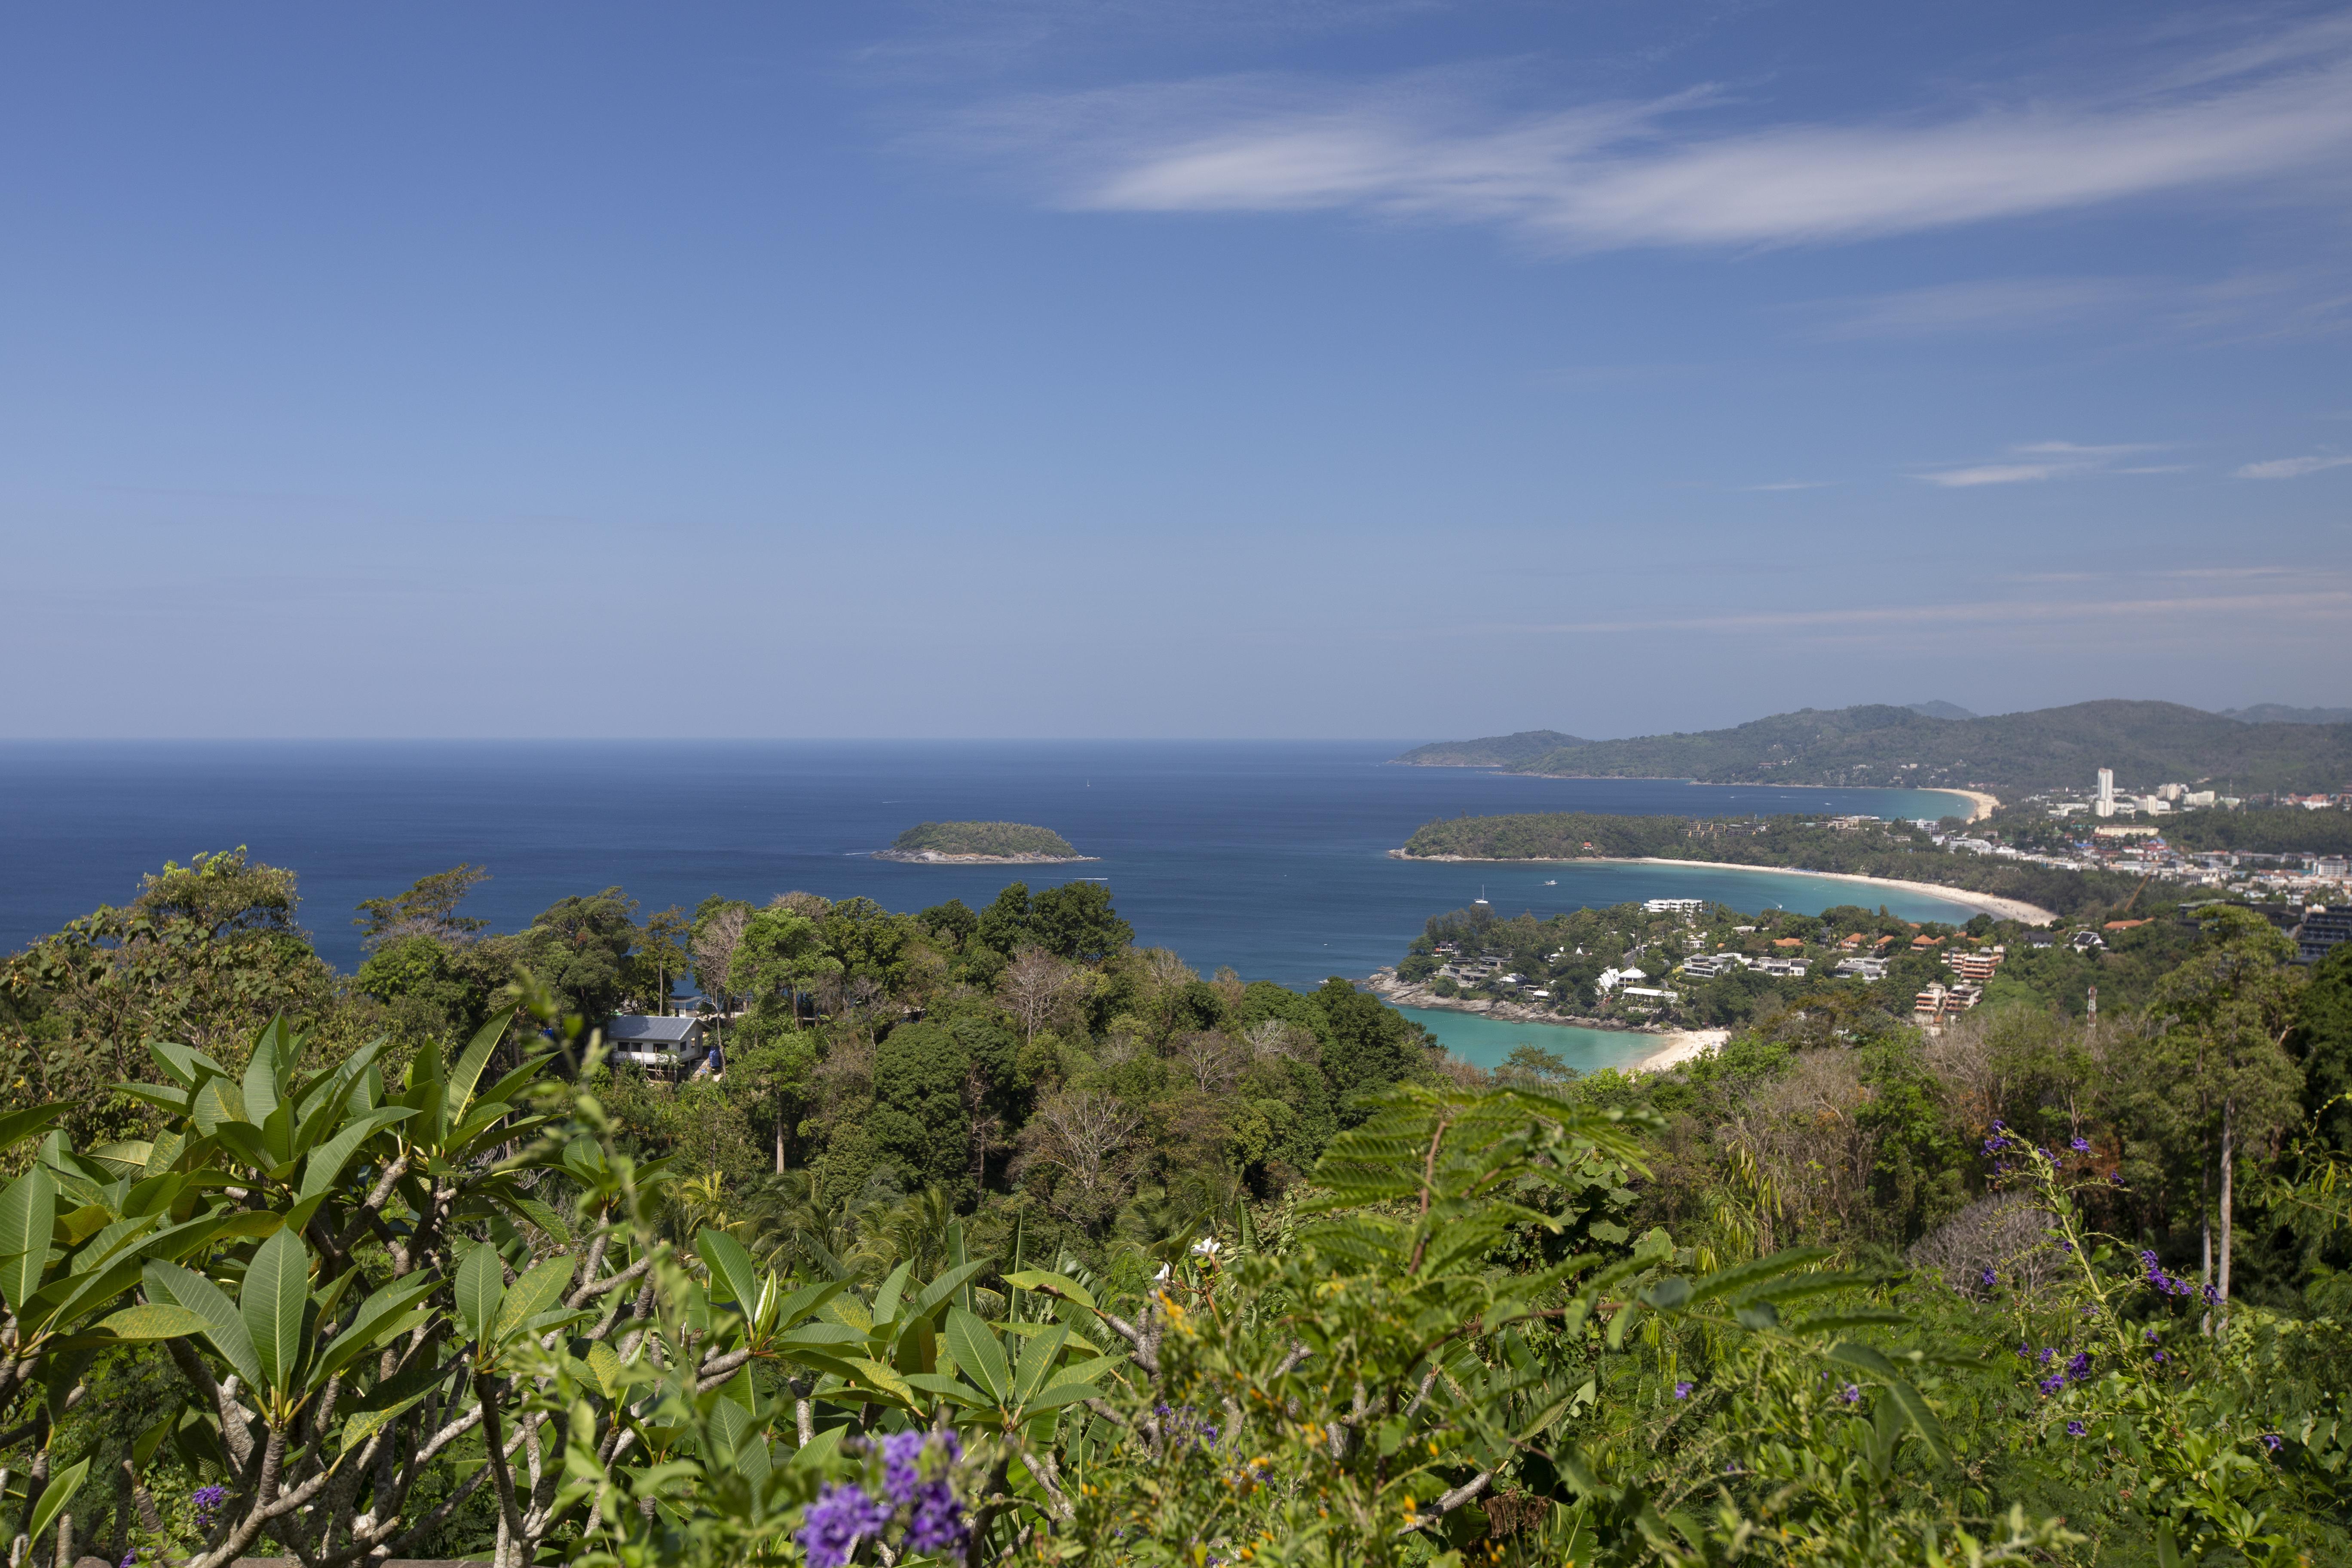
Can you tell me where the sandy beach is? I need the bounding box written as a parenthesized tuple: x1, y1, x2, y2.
(1948, 790, 2001, 823)
(1630, 1029, 1729, 1073)
(1390, 851, 2054, 924)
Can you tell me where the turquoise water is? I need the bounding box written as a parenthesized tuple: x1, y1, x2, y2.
(1394, 1007, 1662, 1072)
(0, 741, 1981, 989)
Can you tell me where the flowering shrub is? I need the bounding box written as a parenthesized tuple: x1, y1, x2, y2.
(795, 1429, 971, 1566)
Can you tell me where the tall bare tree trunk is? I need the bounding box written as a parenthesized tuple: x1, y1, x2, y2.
(2217, 1097, 2235, 1337)
(775, 1106, 787, 1175)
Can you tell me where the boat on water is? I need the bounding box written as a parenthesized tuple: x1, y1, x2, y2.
(1542, 879, 1557, 885)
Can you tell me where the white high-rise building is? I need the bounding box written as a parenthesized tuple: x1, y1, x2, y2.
(2095, 768, 2115, 818)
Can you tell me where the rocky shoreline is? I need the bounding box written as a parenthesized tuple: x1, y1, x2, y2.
(1366, 968, 1658, 1033)
(872, 850, 1099, 864)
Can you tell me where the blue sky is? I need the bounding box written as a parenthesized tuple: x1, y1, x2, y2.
(3, 2, 2347, 739)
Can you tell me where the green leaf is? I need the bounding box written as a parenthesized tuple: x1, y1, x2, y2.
(493, 1256, 576, 1344)
(871, 1260, 913, 1326)
(94, 1303, 211, 1342)
(0, 1103, 73, 1155)
(1788, 1309, 1912, 1335)
(1875, 1376, 1954, 1466)
(1827, 1342, 1952, 1465)
(242, 1029, 285, 1128)
(1012, 1325, 1067, 1404)
(456, 1242, 504, 1345)
(585, 1342, 625, 1398)
(311, 1273, 441, 1387)
(1026, 1380, 1101, 1413)
(898, 1372, 988, 1409)
(908, 1260, 988, 1323)
(25, 1456, 90, 1549)
(144, 1261, 263, 1390)
(144, 1040, 224, 1090)
(1001, 1268, 1097, 1312)
(444, 1011, 511, 1133)
(505, 1194, 573, 1243)
(297, 1108, 417, 1201)
(697, 1230, 763, 1312)
(340, 1390, 427, 1455)
(1684, 1247, 1836, 1305)
(943, 1307, 1010, 1404)
(0, 1164, 58, 1314)
(189, 1076, 248, 1135)
(789, 1424, 845, 1470)
(242, 1225, 312, 1397)
(845, 1356, 916, 1406)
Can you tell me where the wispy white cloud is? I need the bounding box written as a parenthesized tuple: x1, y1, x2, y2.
(1913, 441, 2172, 487)
(2236, 453, 2352, 478)
(1805, 268, 2352, 343)
(956, 17, 2352, 251)
(1919, 463, 2065, 488)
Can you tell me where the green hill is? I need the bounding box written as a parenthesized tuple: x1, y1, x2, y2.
(882, 821, 1083, 860)
(1393, 700, 2352, 796)
(2221, 703, 2352, 726)
(1393, 729, 1589, 767)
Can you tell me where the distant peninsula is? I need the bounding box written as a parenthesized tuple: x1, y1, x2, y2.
(874, 821, 1094, 864)
(1393, 729, 1589, 767)
(1390, 700, 2352, 796)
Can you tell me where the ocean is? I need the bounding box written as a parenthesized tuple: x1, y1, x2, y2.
(0, 741, 1980, 1065)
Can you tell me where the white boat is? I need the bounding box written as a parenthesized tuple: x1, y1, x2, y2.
(1542, 879, 1557, 886)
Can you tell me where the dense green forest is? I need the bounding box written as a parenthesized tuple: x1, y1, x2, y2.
(0, 851, 2347, 1566)
(882, 822, 1084, 859)
(1397, 701, 2352, 796)
(1399, 811, 2147, 918)
(2153, 806, 2352, 858)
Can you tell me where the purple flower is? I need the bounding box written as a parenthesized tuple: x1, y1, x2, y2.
(1981, 1267, 1998, 1289)
(191, 1485, 227, 1530)
(1674, 1381, 1693, 1399)
(2152, 1351, 2166, 1364)
(2070, 1137, 2090, 1153)
(2261, 1434, 2282, 1454)
(2066, 1421, 2086, 1437)
(2203, 1283, 2220, 1305)
(2038, 1374, 2064, 1395)
(2053, 1237, 2074, 1254)
(880, 1429, 926, 1505)
(1840, 1384, 1861, 1405)
(2037, 1347, 2055, 1366)
(905, 1479, 968, 1554)
(797, 1482, 893, 1568)
(121, 1554, 140, 1568)
(1991, 1120, 2006, 1131)
(2066, 1352, 2093, 1384)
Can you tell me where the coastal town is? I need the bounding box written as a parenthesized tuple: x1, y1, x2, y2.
(1372, 762, 2352, 1041)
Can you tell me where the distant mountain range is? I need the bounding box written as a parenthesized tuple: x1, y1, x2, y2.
(1394, 700, 2352, 796)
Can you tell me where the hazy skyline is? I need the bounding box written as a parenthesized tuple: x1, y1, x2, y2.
(4, 3, 2348, 738)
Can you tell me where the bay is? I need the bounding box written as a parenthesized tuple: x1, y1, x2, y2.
(0, 741, 1981, 1054)
(1393, 1008, 1663, 1073)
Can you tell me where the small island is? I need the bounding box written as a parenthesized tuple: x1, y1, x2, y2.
(874, 821, 1096, 864)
